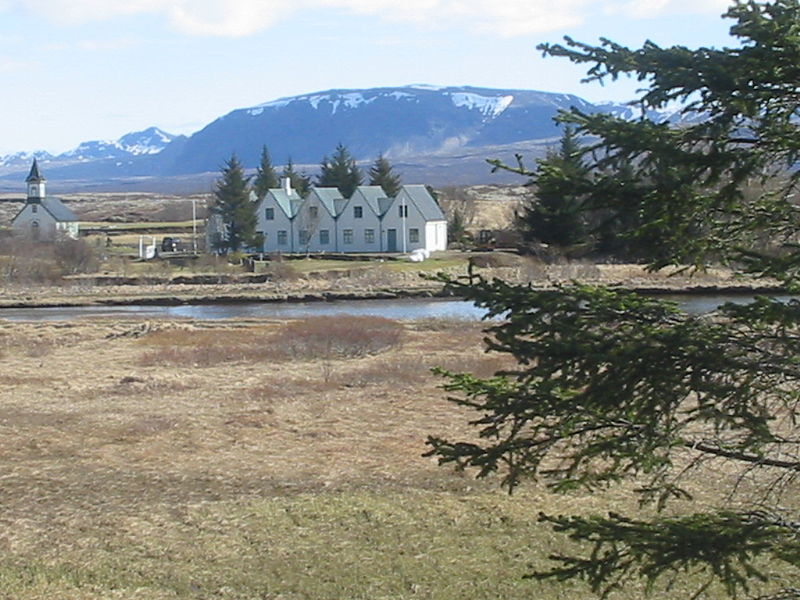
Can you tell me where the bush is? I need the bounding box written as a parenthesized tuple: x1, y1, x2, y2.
(138, 318, 404, 368)
(0, 237, 99, 284)
(280, 316, 404, 359)
(53, 238, 99, 274)
(267, 262, 300, 281)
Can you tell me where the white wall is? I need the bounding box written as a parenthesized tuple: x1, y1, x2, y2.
(253, 186, 446, 255)
(337, 197, 382, 253)
(425, 221, 448, 252)
(295, 197, 337, 253)
(11, 204, 74, 240)
(256, 195, 295, 253)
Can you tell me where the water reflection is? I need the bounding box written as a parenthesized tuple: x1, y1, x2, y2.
(0, 293, 790, 322)
(0, 298, 490, 322)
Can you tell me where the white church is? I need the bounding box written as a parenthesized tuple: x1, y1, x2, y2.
(11, 160, 79, 240)
(254, 179, 447, 254)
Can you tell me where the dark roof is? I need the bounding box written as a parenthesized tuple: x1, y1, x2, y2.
(26, 159, 45, 183)
(400, 185, 446, 221)
(311, 188, 346, 218)
(41, 197, 78, 221)
(353, 186, 391, 218)
(10, 195, 77, 224)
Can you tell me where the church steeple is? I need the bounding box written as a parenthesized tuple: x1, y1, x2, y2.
(26, 159, 45, 202)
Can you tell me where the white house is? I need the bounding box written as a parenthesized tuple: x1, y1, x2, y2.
(305, 187, 346, 252)
(256, 180, 303, 253)
(11, 159, 79, 240)
(254, 180, 447, 254)
(341, 186, 389, 252)
(390, 185, 447, 253)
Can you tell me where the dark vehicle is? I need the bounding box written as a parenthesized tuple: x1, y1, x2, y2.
(161, 237, 181, 252)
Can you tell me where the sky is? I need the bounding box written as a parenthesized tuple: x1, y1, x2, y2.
(0, 0, 739, 155)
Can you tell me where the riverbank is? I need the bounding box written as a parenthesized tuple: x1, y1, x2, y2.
(0, 262, 783, 310)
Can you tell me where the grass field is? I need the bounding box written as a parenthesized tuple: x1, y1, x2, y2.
(0, 315, 794, 599)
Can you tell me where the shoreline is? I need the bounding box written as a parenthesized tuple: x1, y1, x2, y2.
(0, 280, 786, 310)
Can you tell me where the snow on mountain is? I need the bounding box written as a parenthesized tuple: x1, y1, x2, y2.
(247, 86, 516, 119)
(118, 127, 176, 155)
(448, 92, 514, 118)
(0, 150, 54, 168)
(0, 85, 701, 186)
(41, 127, 177, 162)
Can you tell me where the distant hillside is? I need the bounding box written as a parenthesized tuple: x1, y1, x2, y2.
(0, 85, 670, 191)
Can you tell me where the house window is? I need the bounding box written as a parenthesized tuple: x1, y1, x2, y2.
(299, 229, 310, 245)
(319, 229, 330, 245)
(364, 229, 375, 244)
(277, 230, 288, 246)
(409, 228, 420, 243)
(354, 206, 363, 219)
(265, 207, 274, 220)
(399, 204, 408, 218)
(343, 229, 354, 244)
(31, 205, 37, 213)
(309, 206, 319, 219)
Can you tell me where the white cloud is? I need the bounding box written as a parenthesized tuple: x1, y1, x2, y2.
(76, 37, 137, 51)
(166, 0, 298, 36)
(605, 0, 731, 19)
(7, 0, 734, 37)
(0, 57, 39, 71)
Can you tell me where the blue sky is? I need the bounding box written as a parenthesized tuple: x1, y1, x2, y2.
(0, 0, 737, 155)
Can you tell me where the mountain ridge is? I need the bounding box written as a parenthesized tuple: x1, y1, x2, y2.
(0, 85, 664, 189)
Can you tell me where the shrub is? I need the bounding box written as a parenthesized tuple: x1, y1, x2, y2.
(53, 238, 99, 274)
(268, 262, 300, 281)
(138, 318, 404, 368)
(0, 237, 99, 283)
(138, 328, 276, 367)
(280, 316, 404, 359)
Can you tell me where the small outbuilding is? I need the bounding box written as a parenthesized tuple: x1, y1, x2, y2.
(11, 159, 79, 240)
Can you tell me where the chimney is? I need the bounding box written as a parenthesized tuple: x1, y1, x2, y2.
(282, 177, 293, 196)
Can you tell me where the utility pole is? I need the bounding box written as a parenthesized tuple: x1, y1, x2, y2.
(401, 196, 407, 254)
(191, 198, 197, 253)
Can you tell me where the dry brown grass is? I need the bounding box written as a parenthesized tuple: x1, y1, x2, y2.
(137, 316, 405, 368)
(0, 315, 794, 599)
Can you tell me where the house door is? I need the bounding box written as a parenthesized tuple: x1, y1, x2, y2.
(387, 229, 397, 252)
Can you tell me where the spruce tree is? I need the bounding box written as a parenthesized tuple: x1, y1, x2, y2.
(281, 158, 311, 198)
(316, 143, 363, 198)
(368, 153, 402, 197)
(253, 145, 279, 199)
(429, 2, 800, 598)
(210, 154, 260, 253)
(514, 127, 591, 255)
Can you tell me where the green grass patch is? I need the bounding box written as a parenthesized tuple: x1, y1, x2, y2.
(1, 488, 778, 600)
(80, 220, 199, 231)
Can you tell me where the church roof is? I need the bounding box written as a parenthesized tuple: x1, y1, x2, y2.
(26, 159, 45, 183)
(41, 197, 78, 222)
(10, 196, 78, 224)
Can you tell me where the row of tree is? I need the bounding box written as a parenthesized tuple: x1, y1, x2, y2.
(211, 144, 403, 253)
(515, 126, 697, 262)
(251, 143, 402, 200)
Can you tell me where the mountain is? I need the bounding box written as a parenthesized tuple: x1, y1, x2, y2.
(0, 86, 673, 190)
(58, 127, 178, 161)
(0, 127, 178, 172)
(0, 150, 55, 169)
(156, 85, 600, 175)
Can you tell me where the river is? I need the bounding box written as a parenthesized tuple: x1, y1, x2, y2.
(0, 293, 789, 322)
